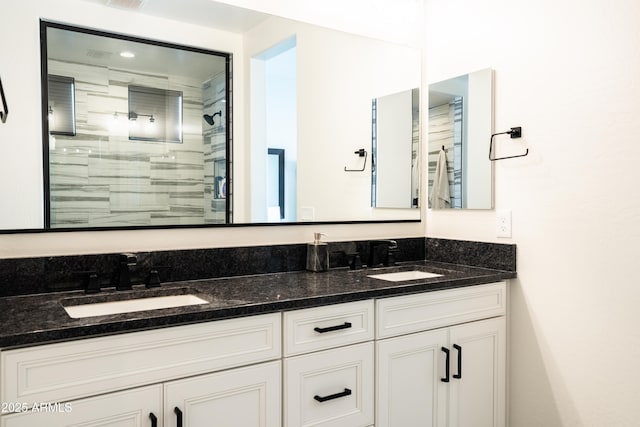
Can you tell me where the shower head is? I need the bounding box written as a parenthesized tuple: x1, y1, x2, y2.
(203, 114, 214, 126)
(203, 110, 222, 126)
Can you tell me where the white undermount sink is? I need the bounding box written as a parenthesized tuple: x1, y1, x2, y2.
(367, 270, 443, 282)
(63, 294, 209, 319)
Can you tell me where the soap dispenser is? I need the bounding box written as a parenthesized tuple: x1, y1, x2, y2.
(306, 232, 329, 272)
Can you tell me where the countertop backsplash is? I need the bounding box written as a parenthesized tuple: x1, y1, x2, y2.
(0, 237, 514, 298)
(426, 238, 517, 272)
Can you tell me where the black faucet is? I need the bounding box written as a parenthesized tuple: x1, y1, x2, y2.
(83, 271, 101, 294)
(115, 253, 137, 291)
(367, 240, 399, 267)
(348, 252, 363, 270)
(145, 269, 161, 288)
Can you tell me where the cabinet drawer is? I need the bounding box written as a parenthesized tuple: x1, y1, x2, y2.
(284, 300, 374, 356)
(376, 282, 506, 338)
(1, 313, 281, 405)
(284, 342, 374, 427)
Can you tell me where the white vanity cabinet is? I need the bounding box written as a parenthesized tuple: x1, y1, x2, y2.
(283, 300, 375, 427)
(0, 313, 282, 427)
(0, 280, 509, 427)
(376, 282, 507, 427)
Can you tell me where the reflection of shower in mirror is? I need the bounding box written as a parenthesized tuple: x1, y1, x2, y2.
(203, 110, 222, 126)
(428, 68, 494, 210)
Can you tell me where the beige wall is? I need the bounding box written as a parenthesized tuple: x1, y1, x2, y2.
(425, 0, 640, 425)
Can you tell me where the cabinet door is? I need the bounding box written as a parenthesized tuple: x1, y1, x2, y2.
(376, 328, 448, 427)
(165, 361, 281, 427)
(448, 317, 506, 427)
(0, 384, 162, 427)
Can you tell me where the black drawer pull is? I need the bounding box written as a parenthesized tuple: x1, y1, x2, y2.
(174, 407, 183, 427)
(314, 322, 352, 333)
(314, 388, 352, 402)
(453, 344, 462, 379)
(149, 412, 158, 427)
(441, 346, 450, 382)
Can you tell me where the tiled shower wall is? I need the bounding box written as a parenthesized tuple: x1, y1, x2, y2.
(48, 60, 226, 228)
(202, 75, 228, 224)
(427, 99, 463, 208)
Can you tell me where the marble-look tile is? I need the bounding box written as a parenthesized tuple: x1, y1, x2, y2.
(47, 60, 210, 228)
(88, 175, 150, 186)
(150, 161, 204, 181)
(88, 212, 150, 227)
(150, 215, 206, 225)
(50, 154, 89, 185)
(151, 182, 205, 195)
(109, 190, 170, 212)
(50, 186, 110, 212)
(88, 155, 152, 179)
(167, 195, 205, 210)
(109, 68, 169, 89)
(50, 60, 110, 91)
(50, 211, 90, 228)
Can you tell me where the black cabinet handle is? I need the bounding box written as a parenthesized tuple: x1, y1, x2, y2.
(0, 76, 7, 124)
(314, 388, 352, 402)
(441, 346, 450, 382)
(453, 344, 462, 379)
(314, 322, 352, 333)
(149, 413, 158, 427)
(174, 407, 183, 427)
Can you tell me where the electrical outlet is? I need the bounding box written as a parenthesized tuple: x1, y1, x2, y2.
(496, 209, 512, 238)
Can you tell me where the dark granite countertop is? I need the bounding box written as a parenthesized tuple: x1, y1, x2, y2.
(0, 261, 516, 349)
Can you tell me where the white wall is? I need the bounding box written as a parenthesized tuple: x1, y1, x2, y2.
(249, 43, 297, 223)
(425, 0, 640, 425)
(214, 0, 423, 46)
(243, 14, 421, 222)
(0, 0, 425, 258)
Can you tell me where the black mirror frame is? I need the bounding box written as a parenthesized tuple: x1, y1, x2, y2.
(39, 20, 233, 230)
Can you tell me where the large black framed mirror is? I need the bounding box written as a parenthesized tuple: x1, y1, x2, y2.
(41, 21, 232, 229)
(7, 0, 422, 233)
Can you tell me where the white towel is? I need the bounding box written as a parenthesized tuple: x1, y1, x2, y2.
(430, 149, 451, 209)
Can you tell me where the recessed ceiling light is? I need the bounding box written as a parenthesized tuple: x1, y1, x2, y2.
(120, 51, 135, 58)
